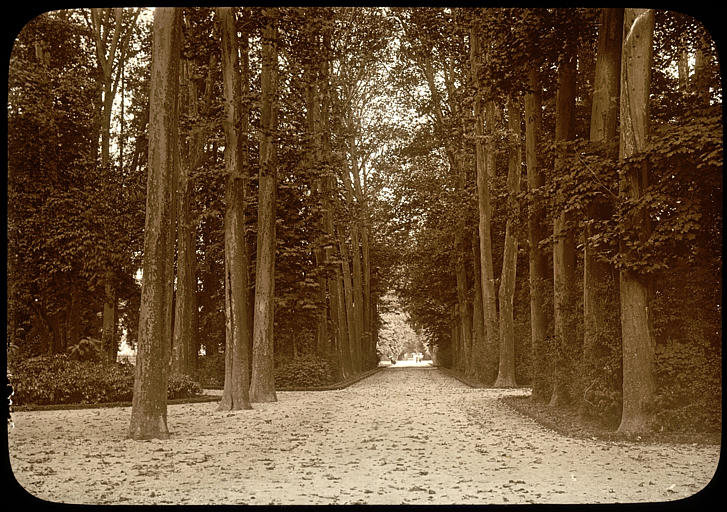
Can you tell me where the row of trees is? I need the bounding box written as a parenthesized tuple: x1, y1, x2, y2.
(383, 8, 721, 434)
(9, 8, 399, 439)
(8, 7, 721, 438)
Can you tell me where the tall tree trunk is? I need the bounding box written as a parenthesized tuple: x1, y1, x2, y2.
(493, 96, 521, 388)
(250, 9, 279, 403)
(128, 7, 181, 440)
(305, 50, 329, 358)
(217, 6, 252, 411)
(361, 220, 372, 362)
(102, 269, 117, 361)
(318, 25, 348, 377)
(470, 28, 499, 384)
(525, 67, 551, 401)
(617, 8, 656, 435)
(693, 34, 710, 106)
(332, 258, 351, 377)
(343, 117, 366, 371)
(471, 229, 486, 381)
(89, 8, 139, 364)
(583, 8, 623, 413)
(339, 228, 360, 373)
(172, 48, 212, 378)
(550, 43, 579, 407)
(454, 253, 471, 374)
(451, 304, 460, 368)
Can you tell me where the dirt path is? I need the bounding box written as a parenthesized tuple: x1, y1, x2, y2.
(8, 367, 719, 505)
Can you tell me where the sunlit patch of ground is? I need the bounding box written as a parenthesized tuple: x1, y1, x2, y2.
(8, 367, 720, 505)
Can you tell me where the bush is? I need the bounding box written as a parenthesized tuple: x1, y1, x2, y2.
(274, 354, 336, 388)
(9, 355, 202, 406)
(9, 355, 135, 406)
(197, 352, 225, 388)
(167, 373, 203, 399)
(652, 340, 722, 433)
(67, 337, 105, 362)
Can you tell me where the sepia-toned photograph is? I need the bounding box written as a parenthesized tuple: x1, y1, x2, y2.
(6, 6, 721, 505)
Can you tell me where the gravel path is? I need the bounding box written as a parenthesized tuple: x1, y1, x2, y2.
(8, 366, 719, 505)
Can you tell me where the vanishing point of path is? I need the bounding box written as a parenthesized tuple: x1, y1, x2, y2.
(8, 366, 719, 505)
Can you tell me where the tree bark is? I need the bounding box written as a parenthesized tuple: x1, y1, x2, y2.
(128, 7, 181, 440)
(171, 64, 193, 377)
(617, 8, 656, 435)
(493, 96, 521, 388)
(318, 25, 349, 378)
(470, 29, 499, 383)
(217, 6, 253, 411)
(582, 8, 623, 413)
(525, 67, 551, 401)
(343, 109, 366, 371)
(470, 229, 486, 381)
(550, 43, 579, 407)
(250, 9, 279, 403)
(339, 228, 361, 373)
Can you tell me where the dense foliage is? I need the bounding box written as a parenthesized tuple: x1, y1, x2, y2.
(8, 355, 201, 406)
(7, 8, 721, 434)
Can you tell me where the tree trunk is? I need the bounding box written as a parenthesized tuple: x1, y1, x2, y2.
(362, 221, 372, 363)
(217, 6, 252, 411)
(617, 8, 656, 435)
(525, 67, 551, 401)
(480, 101, 500, 383)
(339, 229, 360, 373)
(171, 146, 198, 377)
(319, 25, 348, 377)
(454, 253, 471, 374)
(89, 9, 138, 365)
(582, 8, 623, 413)
(470, 28, 499, 384)
(128, 7, 181, 440)
(343, 116, 366, 371)
(250, 9, 279, 403)
(67, 277, 81, 350)
(550, 43, 579, 407)
(493, 96, 521, 388)
(470, 229, 486, 381)
(693, 35, 710, 106)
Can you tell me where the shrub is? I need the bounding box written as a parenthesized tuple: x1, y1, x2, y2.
(9, 355, 135, 406)
(197, 352, 225, 388)
(274, 354, 336, 388)
(67, 337, 104, 362)
(167, 373, 203, 399)
(9, 355, 202, 406)
(652, 340, 722, 433)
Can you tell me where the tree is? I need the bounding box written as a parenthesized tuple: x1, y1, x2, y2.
(216, 6, 253, 411)
(525, 65, 550, 401)
(87, 8, 141, 363)
(249, 8, 280, 403)
(582, 8, 623, 415)
(128, 7, 182, 440)
(469, 23, 499, 384)
(549, 36, 579, 406)
(616, 8, 656, 435)
(493, 96, 521, 388)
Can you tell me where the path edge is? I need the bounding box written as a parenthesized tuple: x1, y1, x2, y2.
(437, 367, 486, 388)
(9, 368, 384, 413)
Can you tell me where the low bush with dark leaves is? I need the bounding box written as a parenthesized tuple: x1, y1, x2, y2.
(274, 354, 336, 388)
(9, 355, 201, 406)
